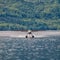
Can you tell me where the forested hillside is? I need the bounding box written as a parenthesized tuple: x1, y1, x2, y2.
(0, 0, 60, 30)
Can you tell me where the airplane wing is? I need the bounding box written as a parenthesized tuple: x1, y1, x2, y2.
(0, 31, 60, 38)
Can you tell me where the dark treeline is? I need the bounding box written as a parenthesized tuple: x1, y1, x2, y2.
(0, 0, 60, 30)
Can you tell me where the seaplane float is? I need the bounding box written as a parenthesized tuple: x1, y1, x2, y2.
(25, 30, 34, 38)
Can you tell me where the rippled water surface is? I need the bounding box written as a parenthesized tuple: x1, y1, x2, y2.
(0, 37, 60, 60)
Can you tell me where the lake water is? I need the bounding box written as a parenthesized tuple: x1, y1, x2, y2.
(0, 36, 60, 60)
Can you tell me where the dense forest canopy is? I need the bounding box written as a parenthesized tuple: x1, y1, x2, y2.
(0, 0, 60, 30)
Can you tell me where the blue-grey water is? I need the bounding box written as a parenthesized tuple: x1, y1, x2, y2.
(0, 37, 60, 60)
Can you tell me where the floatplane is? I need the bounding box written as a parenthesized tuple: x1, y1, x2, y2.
(0, 30, 60, 38)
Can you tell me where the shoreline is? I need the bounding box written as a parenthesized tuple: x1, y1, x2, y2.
(0, 31, 60, 38)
